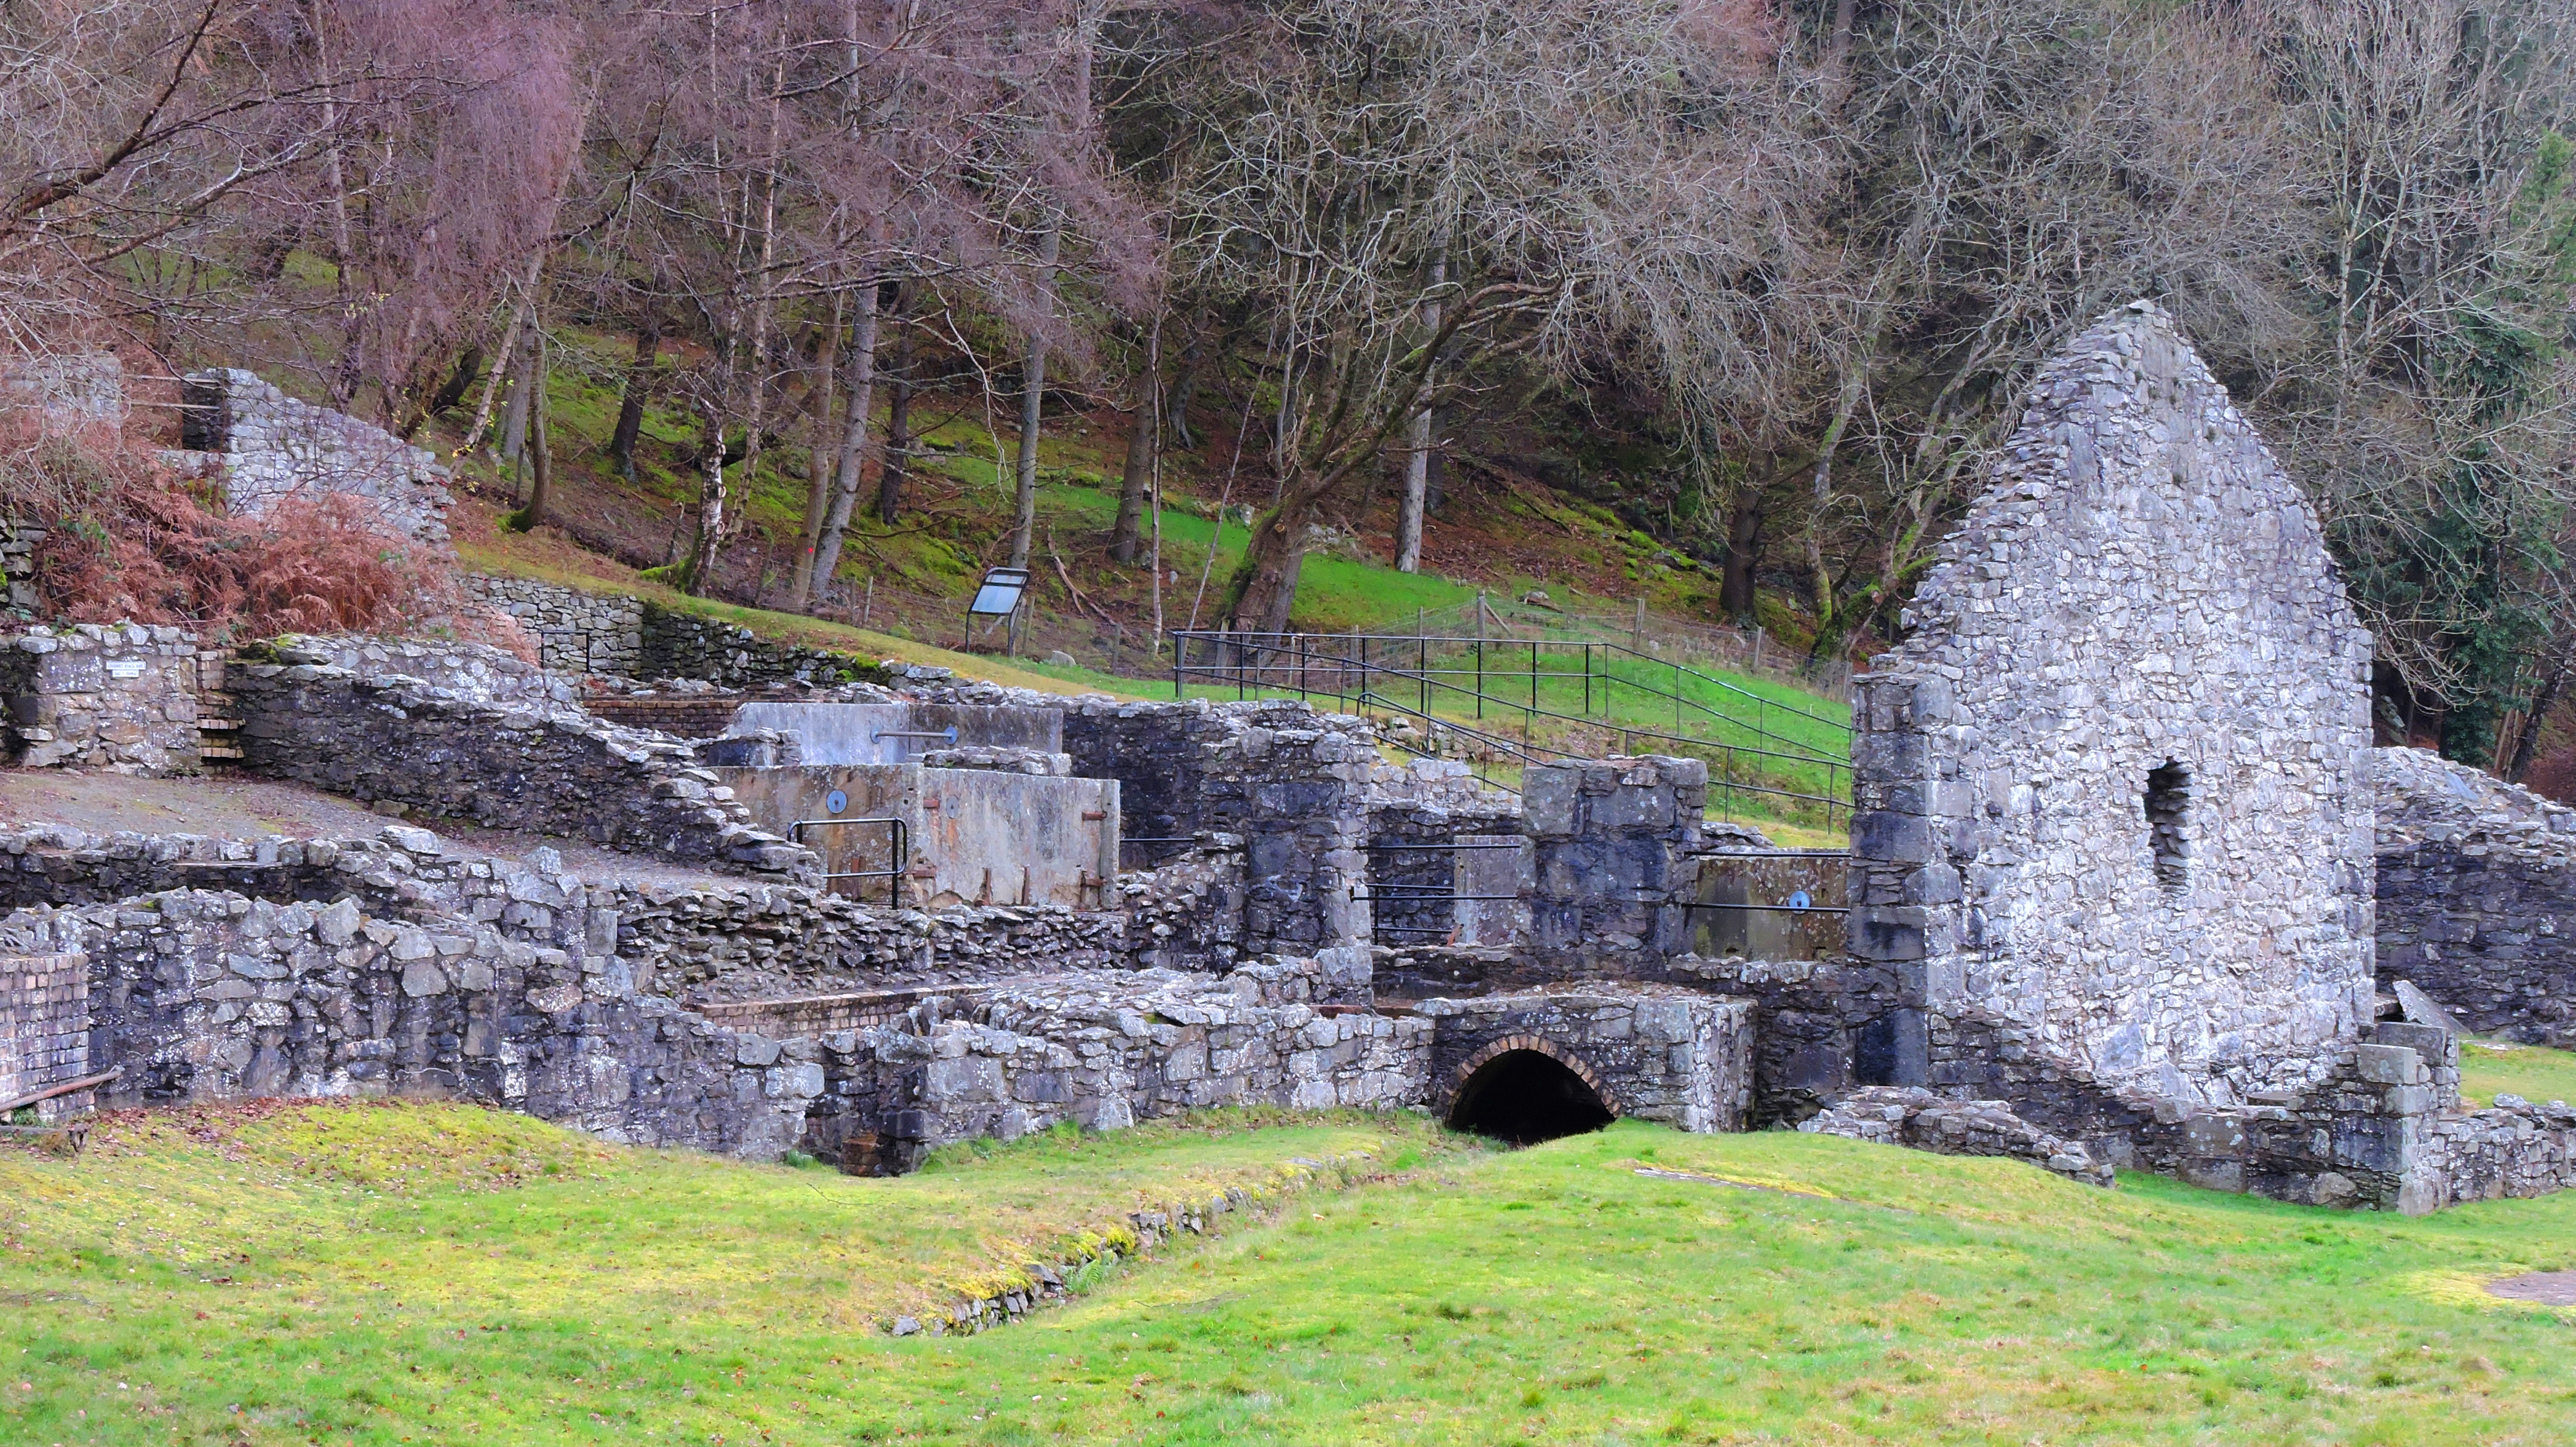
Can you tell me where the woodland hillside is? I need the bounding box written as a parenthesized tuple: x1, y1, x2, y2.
(6, 0, 2576, 781)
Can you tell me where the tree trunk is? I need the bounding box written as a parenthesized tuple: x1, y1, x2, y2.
(1228, 499, 1315, 634)
(427, 347, 483, 418)
(688, 412, 728, 595)
(610, 314, 660, 482)
(1007, 225, 1063, 570)
(1394, 257, 1445, 574)
(876, 307, 915, 524)
(1164, 338, 1201, 449)
(517, 336, 554, 531)
(1111, 322, 1160, 564)
(500, 323, 537, 467)
(2508, 652, 2569, 782)
(1719, 488, 1765, 620)
(800, 280, 883, 611)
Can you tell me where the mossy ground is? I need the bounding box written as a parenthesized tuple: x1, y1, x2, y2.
(11, 1055, 2576, 1444)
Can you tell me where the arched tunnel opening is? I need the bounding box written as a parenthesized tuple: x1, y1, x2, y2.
(1447, 1049, 1616, 1145)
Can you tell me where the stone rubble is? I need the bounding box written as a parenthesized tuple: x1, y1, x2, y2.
(1800, 1085, 2115, 1187)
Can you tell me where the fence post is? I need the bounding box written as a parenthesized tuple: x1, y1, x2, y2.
(1751, 624, 1763, 673)
(1633, 596, 1645, 652)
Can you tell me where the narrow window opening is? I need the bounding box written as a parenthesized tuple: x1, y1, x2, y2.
(2145, 761, 2192, 890)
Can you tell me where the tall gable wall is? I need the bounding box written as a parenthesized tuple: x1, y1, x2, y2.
(1851, 301, 2375, 1103)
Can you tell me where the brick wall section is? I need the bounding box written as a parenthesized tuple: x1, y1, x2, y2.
(585, 694, 749, 739)
(1, 624, 202, 772)
(228, 649, 815, 880)
(0, 953, 86, 1110)
(460, 575, 643, 676)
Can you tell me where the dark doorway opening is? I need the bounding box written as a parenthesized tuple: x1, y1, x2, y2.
(1447, 1050, 1615, 1144)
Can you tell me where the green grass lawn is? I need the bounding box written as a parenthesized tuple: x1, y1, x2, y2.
(14, 1093, 2576, 1444)
(2459, 1040, 2576, 1107)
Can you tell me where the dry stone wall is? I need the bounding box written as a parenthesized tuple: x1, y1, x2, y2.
(1850, 302, 2376, 1106)
(1, 624, 202, 773)
(1, 888, 815, 1157)
(262, 634, 586, 718)
(803, 957, 1433, 1171)
(228, 643, 814, 879)
(458, 576, 644, 677)
(639, 605, 877, 686)
(180, 369, 453, 552)
(2372, 746, 2576, 1042)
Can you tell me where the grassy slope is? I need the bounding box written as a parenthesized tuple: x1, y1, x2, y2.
(15, 1076, 2576, 1445)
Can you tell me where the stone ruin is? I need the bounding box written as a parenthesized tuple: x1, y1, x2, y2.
(7, 306, 2576, 1214)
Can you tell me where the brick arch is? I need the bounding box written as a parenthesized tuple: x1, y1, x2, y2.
(1446, 1033, 1622, 1119)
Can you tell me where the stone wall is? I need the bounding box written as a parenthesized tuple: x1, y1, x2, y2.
(1848, 302, 2376, 1106)
(1, 624, 202, 773)
(263, 634, 585, 718)
(2, 352, 125, 433)
(1366, 801, 1523, 946)
(460, 575, 643, 677)
(1062, 699, 1376, 957)
(1523, 756, 1705, 972)
(0, 520, 46, 616)
(1799, 1087, 2114, 1186)
(1, 884, 817, 1158)
(640, 605, 875, 686)
(228, 646, 814, 879)
(1417, 985, 1754, 1133)
(180, 369, 453, 552)
(2372, 746, 2576, 1042)
(801, 957, 1433, 1171)
(1, 953, 87, 1115)
(611, 844, 1247, 1002)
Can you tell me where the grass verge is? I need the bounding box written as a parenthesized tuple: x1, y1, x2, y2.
(16, 1082, 2576, 1443)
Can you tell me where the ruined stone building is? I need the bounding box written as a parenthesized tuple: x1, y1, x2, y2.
(8, 304, 2576, 1226)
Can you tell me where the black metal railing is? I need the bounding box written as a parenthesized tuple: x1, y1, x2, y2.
(789, 817, 908, 904)
(1169, 629, 1851, 830)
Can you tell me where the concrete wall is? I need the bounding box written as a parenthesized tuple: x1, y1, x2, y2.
(1849, 302, 2377, 1106)
(714, 762, 1116, 909)
(729, 702, 1061, 765)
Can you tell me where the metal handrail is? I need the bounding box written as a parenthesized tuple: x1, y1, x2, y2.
(1170, 627, 1851, 758)
(789, 817, 907, 905)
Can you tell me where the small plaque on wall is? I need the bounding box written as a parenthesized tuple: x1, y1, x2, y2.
(105, 660, 147, 681)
